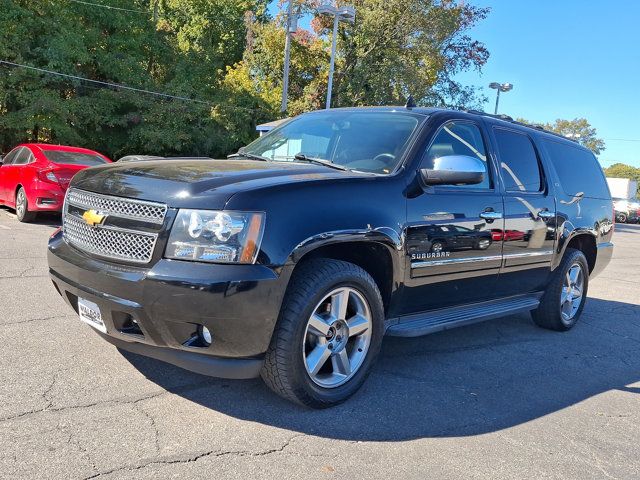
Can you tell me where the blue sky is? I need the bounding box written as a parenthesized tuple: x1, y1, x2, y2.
(453, 0, 640, 168)
(272, 1, 640, 167)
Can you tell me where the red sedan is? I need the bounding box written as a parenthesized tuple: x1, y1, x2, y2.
(0, 144, 111, 222)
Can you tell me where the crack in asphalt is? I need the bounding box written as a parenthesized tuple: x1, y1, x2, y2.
(0, 381, 215, 423)
(582, 320, 640, 345)
(0, 314, 71, 327)
(80, 433, 306, 479)
(133, 402, 162, 455)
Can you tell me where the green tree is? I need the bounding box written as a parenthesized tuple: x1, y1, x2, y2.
(517, 117, 605, 155)
(322, 0, 491, 109)
(230, 0, 491, 115)
(0, 0, 274, 157)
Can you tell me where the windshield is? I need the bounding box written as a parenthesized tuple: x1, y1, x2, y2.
(242, 111, 424, 174)
(43, 150, 109, 166)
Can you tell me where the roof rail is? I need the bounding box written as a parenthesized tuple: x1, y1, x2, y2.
(459, 108, 577, 143)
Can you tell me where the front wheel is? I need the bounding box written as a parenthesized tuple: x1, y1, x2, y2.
(616, 212, 628, 223)
(261, 259, 384, 408)
(532, 248, 589, 331)
(15, 187, 37, 222)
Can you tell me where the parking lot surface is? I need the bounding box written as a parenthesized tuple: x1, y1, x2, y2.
(1, 208, 639, 479)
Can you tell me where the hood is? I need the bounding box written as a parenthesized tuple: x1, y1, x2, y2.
(70, 159, 355, 208)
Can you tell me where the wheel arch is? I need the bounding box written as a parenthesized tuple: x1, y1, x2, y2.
(288, 235, 402, 315)
(556, 231, 597, 274)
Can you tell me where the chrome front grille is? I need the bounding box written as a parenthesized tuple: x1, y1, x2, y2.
(67, 188, 167, 224)
(63, 188, 167, 264)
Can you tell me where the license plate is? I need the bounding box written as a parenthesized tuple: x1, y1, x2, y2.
(78, 297, 106, 333)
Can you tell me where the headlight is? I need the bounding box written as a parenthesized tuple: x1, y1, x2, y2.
(165, 210, 265, 264)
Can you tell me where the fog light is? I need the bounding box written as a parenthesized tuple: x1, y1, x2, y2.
(200, 326, 212, 345)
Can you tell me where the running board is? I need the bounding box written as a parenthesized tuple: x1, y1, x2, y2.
(385, 294, 541, 337)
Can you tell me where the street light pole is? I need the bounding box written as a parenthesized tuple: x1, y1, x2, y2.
(488, 82, 513, 115)
(317, 2, 355, 110)
(280, 0, 294, 113)
(326, 13, 339, 109)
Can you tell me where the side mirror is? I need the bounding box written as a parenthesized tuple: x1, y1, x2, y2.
(419, 155, 485, 186)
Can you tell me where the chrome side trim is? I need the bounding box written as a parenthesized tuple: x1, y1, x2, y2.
(410, 249, 555, 269)
(503, 250, 554, 259)
(411, 254, 502, 268)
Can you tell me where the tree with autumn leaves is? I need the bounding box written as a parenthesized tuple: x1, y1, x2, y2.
(0, 0, 491, 157)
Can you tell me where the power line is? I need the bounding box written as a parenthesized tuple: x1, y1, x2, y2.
(67, 0, 149, 14)
(605, 138, 640, 142)
(1, 60, 213, 105)
(0, 60, 273, 114)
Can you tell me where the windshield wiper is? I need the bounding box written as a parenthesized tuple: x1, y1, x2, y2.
(227, 152, 270, 162)
(293, 154, 348, 171)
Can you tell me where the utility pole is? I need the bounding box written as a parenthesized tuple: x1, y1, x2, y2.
(280, 0, 294, 113)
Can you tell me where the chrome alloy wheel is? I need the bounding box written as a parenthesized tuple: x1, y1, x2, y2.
(16, 189, 26, 218)
(302, 287, 372, 388)
(560, 263, 584, 323)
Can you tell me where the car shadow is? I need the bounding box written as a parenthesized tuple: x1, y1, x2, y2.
(0, 206, 61, 227)
(120, 297, 639, 441)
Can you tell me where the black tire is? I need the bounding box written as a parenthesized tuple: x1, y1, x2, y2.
(15, 187, 37, 223)
(261, 258, 384, 408)
(616, 212, 627, 223)
(532, 248, 589, 331)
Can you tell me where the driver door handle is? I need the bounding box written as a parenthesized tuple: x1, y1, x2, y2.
(480, 211, 503, 220)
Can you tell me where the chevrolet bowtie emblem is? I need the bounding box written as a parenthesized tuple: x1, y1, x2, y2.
(82, 209, 107, 227)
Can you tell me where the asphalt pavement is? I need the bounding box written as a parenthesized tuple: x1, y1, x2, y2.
(1, 208, 638, 479)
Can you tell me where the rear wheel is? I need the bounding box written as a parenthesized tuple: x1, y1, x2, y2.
(532, 248, 589, 331)
(616, 212, 628, 223)
(261, 259, 384, 408)
(15, 187, 36, 223)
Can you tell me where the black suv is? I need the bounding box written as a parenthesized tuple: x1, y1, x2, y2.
(48, 107, 614, 408)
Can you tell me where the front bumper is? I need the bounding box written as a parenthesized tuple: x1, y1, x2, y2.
(48, 230, 291, 379)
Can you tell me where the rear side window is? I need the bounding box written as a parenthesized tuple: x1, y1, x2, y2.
(13, 148, 33, 165)
(2, 148, 21, 165)
(494, 129, 543, 192)
(542, 139, 610, 199)
(43, 150, 108, 166)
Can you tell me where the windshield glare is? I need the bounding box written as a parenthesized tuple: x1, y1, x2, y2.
(43, 150, 108, 166)
(243, 111, 424, 174)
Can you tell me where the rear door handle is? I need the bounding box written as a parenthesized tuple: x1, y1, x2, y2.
(480, 211, 503, 220)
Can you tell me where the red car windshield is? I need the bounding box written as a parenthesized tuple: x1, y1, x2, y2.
(43, 150, 108, 166)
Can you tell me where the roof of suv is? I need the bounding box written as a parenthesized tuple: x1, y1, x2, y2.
(307, 106, 584, 148)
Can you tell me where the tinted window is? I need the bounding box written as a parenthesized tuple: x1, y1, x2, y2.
(243, 111, 422, 174)
(2, 148, 21, 165)
(13, 147, 32, 165)
(495, 129, 542, 192)
(422, 121, 491, 189)
(43, 150, 108, 166)
(542, 139, 610, 199)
